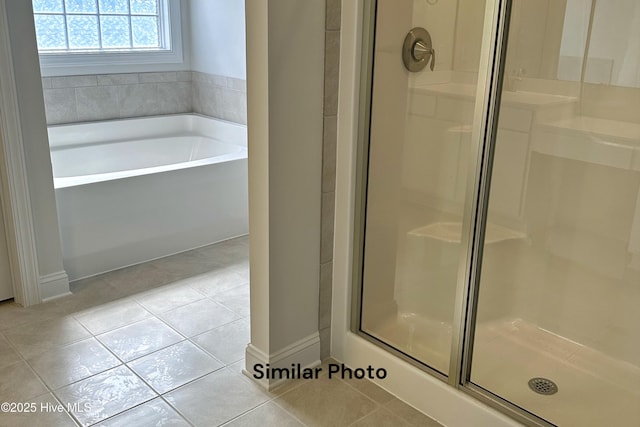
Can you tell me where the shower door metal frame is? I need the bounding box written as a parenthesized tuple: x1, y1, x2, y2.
(350, 1, 555, 426)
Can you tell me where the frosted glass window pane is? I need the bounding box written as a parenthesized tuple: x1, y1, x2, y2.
(98, 0, 128, 14)
(131, 16, 158, 47)
(32, 0, 63, 13)
(65, 0, 97, 13)
(131, 0, 157, 15)
(33, 0, 167, 52)
(34, 14, 66, 49)
(100, 16, 130, 48)
(67, 15, 99, 48)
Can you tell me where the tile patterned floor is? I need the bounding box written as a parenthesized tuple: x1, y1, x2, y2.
(0, 236, 442, 427)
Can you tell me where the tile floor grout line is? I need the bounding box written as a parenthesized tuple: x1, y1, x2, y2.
(269, 393, 314, 426)
(95, 329, 186, 364)
(0, 236, 269, 426)
(157, 362, 264, 426)
(129, 351, 226, 396)
(85, 398, 158, 427)
(208, 300, 247, 319)
(338, 374, 396, 406)
(146, 311, 192, 340)
(25, 336, 125, 392)
(86, 394, 159, 427)
(344, 407, 380, 427)
(78, 364, 161, 426)
(185, 278, 248, 300)
(157, 393, 197, 427)
(132, 293, 208, 316)
(71, 297, 154, 335)
(156, 301, 244, 338)
(1, 357, 54, 406)
(185, 335, 228, 366)
(0, 332, 62, 405)
(4, 314, 93, 357)
(217, 399, 292, 427)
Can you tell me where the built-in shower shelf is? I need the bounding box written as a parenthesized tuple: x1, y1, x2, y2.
(408, 222, 525, 244)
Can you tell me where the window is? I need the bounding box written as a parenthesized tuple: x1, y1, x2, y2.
(33, 0, 184, 76)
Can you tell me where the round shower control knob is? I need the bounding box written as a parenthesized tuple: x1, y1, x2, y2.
(402, 27, 436, 72)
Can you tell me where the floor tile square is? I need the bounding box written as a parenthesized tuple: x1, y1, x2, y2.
(165, 368, 269, 426)
(0, 361, 48, 402)
(56, 277, 127, 314)
(185, 268, 246, 298)
(129, 340, 223, 393)
(341, 376, 395, 404)
(133, 284, 206, 314)
(4, 316, 91, 359)
(212, 283, 250, 317)
(97, 317, 183, 361)
(160, 299, 239, 337)
(0, 299, 66, 330)
(224, 401, 303, 427)
(350, 407, 412, 427)
(194, 237, 249, 267)
(95, 398, 189, 426)
(74, 298, 152, 335)
(151, 251, 221, 280)
(55, 365, 157, 426)
(384, 399, 443, 426)
(274, 375, 378, 427)
(28, 337, 121, 389)
(192, 317, 250, 364)
(0, 333, 22, 369)
(102, 263, 178, 296)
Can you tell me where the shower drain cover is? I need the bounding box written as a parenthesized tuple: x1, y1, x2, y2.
(528, 377, 558, 395)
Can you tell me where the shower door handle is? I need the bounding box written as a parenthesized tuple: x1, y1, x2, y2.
(402, 27, 436, 72)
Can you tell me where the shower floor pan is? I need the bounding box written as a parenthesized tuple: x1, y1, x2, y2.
(368, 314, 640, 426)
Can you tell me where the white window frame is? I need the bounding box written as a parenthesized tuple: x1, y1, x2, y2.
(38, 0, 184, 77)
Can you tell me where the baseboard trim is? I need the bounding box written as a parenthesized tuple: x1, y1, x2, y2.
(244, 332, 321, 390)
(39, 271, 70, 302)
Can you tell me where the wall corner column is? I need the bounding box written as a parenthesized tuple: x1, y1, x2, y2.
(244, 0, 326, 390)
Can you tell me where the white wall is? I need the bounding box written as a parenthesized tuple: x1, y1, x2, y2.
(245, 0, 324, 387)
(189, 0, 246, 79)
(4, 0, 67, 290)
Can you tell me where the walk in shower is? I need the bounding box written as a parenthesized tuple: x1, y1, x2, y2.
(352, 0, 640, 425)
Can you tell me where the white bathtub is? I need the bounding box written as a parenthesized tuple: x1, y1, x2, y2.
(49, 114, 248, 281)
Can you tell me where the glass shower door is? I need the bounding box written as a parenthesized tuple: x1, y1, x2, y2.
(357, 0, 488, 376)
(469, 0, 640, 425)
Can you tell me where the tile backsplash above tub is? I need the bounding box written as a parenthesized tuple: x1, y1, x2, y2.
(42, 71, 246, 125)
(191, 72, 247, 125)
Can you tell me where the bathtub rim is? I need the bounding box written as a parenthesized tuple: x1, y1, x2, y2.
(49, 113, 247, 189)
(47, 113, 247, 149)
